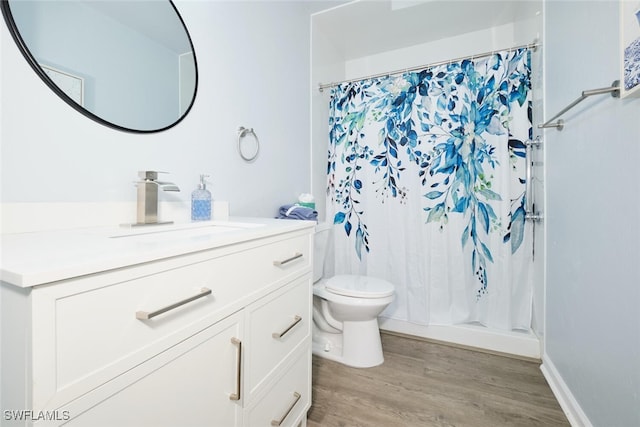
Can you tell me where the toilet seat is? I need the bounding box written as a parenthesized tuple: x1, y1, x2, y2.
(325, 275, 394, 298)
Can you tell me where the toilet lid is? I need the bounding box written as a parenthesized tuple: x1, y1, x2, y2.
(325, 275, 394, 298)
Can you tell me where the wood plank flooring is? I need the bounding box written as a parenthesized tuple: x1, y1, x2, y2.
(307, 333, 569, 427)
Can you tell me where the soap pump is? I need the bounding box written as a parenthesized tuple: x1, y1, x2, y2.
(191, 174, 212, 221)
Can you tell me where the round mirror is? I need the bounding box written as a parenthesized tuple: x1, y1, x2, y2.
(1, 0, 198, 133)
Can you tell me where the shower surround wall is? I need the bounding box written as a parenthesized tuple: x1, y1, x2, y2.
(311, 1, 544, 358)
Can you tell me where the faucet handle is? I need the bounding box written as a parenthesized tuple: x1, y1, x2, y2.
(138, 171, 169, 181)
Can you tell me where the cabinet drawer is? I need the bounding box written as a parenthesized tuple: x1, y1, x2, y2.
(245, 349, 311, 427)
(245, 277, 312, 400)
(34, 233, 311, 409)
(254, 233, 311, 288)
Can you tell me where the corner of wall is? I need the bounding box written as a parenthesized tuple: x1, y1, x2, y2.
(540, 354, 593, 427)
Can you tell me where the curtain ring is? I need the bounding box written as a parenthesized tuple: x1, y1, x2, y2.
(237, 126, 260, 162)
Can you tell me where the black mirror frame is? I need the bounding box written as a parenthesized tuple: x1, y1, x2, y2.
(0, 0, 199, 134)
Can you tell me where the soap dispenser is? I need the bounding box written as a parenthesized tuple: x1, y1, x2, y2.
(191, 174, 212, 221)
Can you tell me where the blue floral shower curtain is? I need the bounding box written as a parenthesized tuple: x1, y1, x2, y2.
(327, 48, 533, 331)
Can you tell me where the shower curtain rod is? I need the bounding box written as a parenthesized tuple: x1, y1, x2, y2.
(318, 41, 540, 92)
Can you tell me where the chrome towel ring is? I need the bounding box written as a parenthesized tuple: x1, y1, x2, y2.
(237, 126, 260, 162)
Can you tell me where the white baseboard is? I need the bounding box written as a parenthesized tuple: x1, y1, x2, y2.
(540, 355, 592, 427)
(379, 317, 541, 359)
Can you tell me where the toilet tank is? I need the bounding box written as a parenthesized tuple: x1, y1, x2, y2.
(313, 222, 331, 283)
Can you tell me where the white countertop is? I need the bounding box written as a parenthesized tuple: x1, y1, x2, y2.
(0, 217, 316, 288)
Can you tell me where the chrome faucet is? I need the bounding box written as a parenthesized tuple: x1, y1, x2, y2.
(134, 171, 180, 226)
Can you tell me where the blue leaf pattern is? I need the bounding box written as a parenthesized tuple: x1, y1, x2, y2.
(328, 49, 531, 298)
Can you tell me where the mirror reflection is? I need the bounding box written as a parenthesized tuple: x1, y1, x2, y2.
(2, 0, 198, 133)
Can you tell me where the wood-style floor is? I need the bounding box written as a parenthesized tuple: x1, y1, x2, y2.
(307, 333, 570, 427)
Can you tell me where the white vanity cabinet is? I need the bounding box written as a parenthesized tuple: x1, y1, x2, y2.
(0, 221, 314, 427)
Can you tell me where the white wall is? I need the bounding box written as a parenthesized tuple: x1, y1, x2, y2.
(542, 1, 640, 426)
(311, 6, 347, 223)
(0, 0, 328, 233)
(342, 22, 538, 79)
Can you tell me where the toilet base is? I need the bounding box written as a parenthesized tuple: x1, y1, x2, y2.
(312, 319, 384, 368)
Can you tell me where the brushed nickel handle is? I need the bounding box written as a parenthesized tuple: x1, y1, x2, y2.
(135, 288, 212, 320)
(273, 252, 303, 267)
(271, 392, 301, 426)
(272, 315, 302, 339)
(229, 337, 242, 401)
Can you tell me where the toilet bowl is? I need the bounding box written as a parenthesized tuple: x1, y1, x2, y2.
(312, 224, 395, 368)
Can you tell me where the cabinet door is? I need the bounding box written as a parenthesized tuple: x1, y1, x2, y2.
(62, 313, 244, 427)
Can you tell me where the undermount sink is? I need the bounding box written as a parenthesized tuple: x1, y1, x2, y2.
(109, 221, 265, 240)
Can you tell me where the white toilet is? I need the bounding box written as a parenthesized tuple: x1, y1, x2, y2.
(312, 223, 395, 368)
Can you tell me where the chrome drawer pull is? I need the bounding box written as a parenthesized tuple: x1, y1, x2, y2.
(272, 315, 302, 339)
(229, 337, 242, 401)
(271, 392, 301, 426)
(273, 252, 303, 266)
(135, 288, 212, 320)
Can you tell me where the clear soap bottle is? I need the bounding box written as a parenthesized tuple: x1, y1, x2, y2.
(191, 174, 211, 221)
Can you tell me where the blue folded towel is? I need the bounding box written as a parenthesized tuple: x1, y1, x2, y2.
(277, 204, 318, 221)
